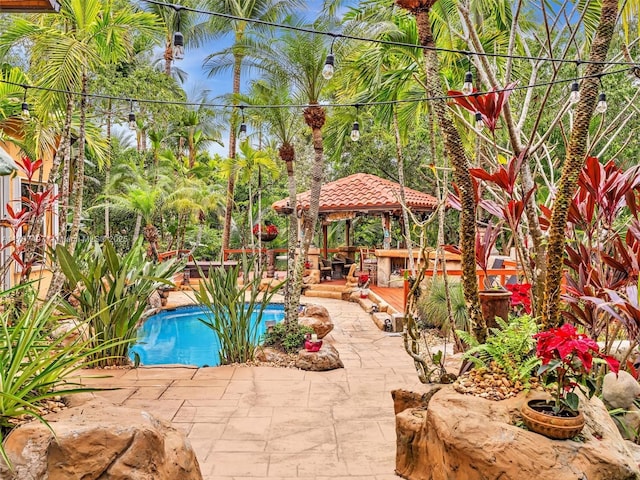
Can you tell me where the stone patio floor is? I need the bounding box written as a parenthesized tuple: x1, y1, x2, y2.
(76, 295, 426, 480)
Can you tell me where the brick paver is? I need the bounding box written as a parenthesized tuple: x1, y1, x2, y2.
(78, 297, 426, 480)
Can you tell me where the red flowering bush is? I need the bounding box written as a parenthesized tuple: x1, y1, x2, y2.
(534, 323, 619, 415)
(505, 283, 532, 314)
(252, 223, 278, 236)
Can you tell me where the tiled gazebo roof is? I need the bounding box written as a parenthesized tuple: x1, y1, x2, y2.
(272, 173, 438, 216)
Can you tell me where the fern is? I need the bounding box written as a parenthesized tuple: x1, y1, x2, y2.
(458, 315, 540, 385)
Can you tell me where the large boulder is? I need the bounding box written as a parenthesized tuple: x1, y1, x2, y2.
(603, 371, 640, 441)
(0, 400, 202, 480)
(298, 304, 333, 339)
(394, 386, 640, 480)
(295, 342, 343, 371)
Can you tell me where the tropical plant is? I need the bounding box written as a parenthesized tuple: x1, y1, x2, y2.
(459, 315, 539, 385)
(194, 263, 281, 364)
(56, 239, 182, 367)
(0, 283, 120, 467)
(416, 278, 468, 333)
(262, 321, 313, 354)
(534, 323, 620, 415)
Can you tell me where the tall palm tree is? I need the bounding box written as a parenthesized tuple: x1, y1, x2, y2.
(201, 0, 303, 255)
(542, 0, 619, 329)
(241, 75, 302, 325)
(394, 0, 485, 342)
(246, 21, 335, 316)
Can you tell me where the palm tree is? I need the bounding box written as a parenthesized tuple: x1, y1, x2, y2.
(201, 0, 303, 255)
(241, 75, 302, 325)
(0, 0, 160, 252)
(394, 0, 485, 342)
(246, 21, 335, 320)
(542, 0, 619, 329)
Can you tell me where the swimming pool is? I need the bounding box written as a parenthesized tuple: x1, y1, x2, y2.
(129, 304, 285, 367)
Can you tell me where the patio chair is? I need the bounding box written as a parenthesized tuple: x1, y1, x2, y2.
(319, 257, 332, 281)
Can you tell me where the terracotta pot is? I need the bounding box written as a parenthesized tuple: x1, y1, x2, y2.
(521, 399, 585, 440)
(478, 289, 512, 329)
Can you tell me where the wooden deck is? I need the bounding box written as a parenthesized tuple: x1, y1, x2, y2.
(371, 285, 406, 313)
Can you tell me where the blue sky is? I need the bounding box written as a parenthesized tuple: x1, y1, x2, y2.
(169, 0, 357, 155)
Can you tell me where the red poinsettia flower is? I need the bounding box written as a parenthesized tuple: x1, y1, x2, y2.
(533, 323, 619, 414)
(505, 283, 532, 314)
(253, 223, 278, 236)
(447, 82, 517, 133)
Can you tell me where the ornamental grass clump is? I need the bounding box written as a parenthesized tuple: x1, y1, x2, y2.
(194, 263, 281, 364)
(534, 323, 620, 415)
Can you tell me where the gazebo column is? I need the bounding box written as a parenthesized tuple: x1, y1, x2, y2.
(322, 223, 329, 259)
(345, 219, 351, 247)
(382, 213, 392, 250)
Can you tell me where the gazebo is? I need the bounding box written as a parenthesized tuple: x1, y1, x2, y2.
(272, 173, 439, 282)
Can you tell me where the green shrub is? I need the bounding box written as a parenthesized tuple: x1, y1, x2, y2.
(194, 263, 281, 364)
(458, 315, 539, 385)
(57, 239, 183, 367)
(416, 278, 469, 333)
(263, 322, 314, 354)
(0, 283, 119, 467)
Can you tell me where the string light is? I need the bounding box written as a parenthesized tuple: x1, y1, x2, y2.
(462, 55, 473, 95)
(350, 105, 360, 141)
(21, 86, 29, 118)
(173, 6, 184, 61)
(141, 0, 640, 69)
(238, 106, 247, 141)
(475, 111, 484, 131)
(595, 92, 607, 113)
(0, 67, 630, 114)
(128, 99, 136, 130)
(322, 35, 336, 80)
(569, 81, 580, 104)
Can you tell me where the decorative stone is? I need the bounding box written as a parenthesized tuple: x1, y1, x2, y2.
(394, 386, 640, 480)
(295, 342, 343, 371)
(255, 346, 291, 363)
(298, 304, 333, 339)
(259, 277, 284, 292)
(603, 371, 640, 409)
(0, 400, 202, 480)
(148, 290, 162, 309)
(603, 371, 640, 442)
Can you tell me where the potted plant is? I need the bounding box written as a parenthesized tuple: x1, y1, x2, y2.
(521, 323, 620, 439)
(253, 221, 278, 242)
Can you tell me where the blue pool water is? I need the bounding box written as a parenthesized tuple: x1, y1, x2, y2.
(129, 304, 285, 367)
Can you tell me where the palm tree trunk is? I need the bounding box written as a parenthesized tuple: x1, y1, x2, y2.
(542, 0, 619, 329)
(164, 38, 173, 76)
(279, 143, 299, 326)
(409, 6, 485, 342)
(105, 100, 112, 238)
(133, 213, 142, 243)
(68, 70, 88, 251)
(221, 54, 243, 255)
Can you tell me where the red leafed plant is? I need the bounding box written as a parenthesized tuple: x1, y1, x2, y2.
(253, 223, 278, 236)
(505, 282, 532, 314)
(448, 83, 517, 133)
(534, 323, 620, 415)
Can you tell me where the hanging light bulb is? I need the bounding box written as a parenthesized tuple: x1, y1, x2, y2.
(475, 111, 484, 131)
(238, 123, 247, 141)
(595, 92, 607, 114)
(350, 121, 360, 142)
(128, 100, 136, 130)
(322, 53, 335, 80)
(462, 71, 474, 95)
(173, 31, 184, 60)
(238, 106, 247, 142)
(21, 87, 29, 118)
(569, 81, 580, 104)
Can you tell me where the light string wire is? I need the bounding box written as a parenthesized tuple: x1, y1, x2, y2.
(141, 0, 640, 68)
(0, 67, 631, 112)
